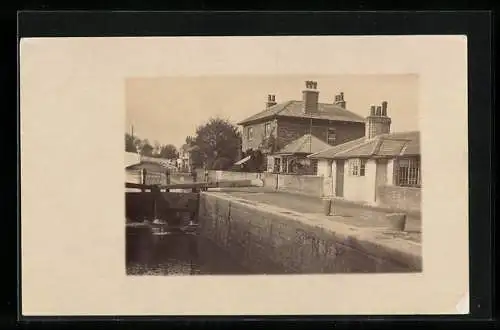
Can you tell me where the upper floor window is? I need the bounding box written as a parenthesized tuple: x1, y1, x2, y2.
(264, 122, 272, 136)
(327, 128, 337, 145)
(247, 127, 254, 140)
(396, 157, 421, 187)
(348, 158, 366, 176)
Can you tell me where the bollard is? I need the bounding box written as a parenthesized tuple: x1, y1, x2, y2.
(385, 213, 407, 231)
(322, 198, 332, 216)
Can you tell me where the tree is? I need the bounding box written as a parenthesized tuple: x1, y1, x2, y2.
(185, 136, 195, 146)
(125, 133, 138, 152)
(139, 139, 154, 157)
(159, 144, 178, 160)
(193, 117, 241, 170)
(241, 149, 266, 173)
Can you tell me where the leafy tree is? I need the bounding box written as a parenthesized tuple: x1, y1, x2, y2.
(139, 139, 154, 157)
(185, 136, 196, 146)
(159, 144, 178, 160)
(242, 149, 266, 173)
(193, 117, 241, 170)
(125, 133, 138, 152)
(212, 157, 233, 170)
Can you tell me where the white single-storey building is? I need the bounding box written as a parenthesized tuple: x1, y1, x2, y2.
(267, 133, 331, 175)
(308, 102, 421, 211)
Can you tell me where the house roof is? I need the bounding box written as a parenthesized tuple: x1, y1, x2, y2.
(126, 156, 177, 170)
(274, 134, 332, 155)
(237, 100, 366, 125)
(308, 131, 420, 159)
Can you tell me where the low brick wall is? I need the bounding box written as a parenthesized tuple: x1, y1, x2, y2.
(214, 171, 260, 182)
(203, 171, 325, 197)
(198, 192, 422, 274)
(277, 174, 323, 197)
(377, 185, 421, 213)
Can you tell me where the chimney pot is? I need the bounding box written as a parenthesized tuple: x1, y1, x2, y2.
(370, 105, 376, 116)
(340, 92, 344, 100)
(266, 94, 277, 108)
(381, 101, 388, 116)
(376, 106, 382, 116)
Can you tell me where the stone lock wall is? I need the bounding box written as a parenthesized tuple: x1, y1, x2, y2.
(198, 192, 422, 274)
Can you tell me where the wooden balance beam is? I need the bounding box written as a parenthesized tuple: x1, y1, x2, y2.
(125, 179, 263, 191)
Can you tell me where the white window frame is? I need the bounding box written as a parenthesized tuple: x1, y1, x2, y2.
(247, 127, 254, 141)
(327, 128, 337, 145)
(264, 122, 271, 137)
(396, 157, 421, 187)
(348, 158, 366, 177)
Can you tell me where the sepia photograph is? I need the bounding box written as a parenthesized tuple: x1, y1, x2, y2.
(20, 34, 469, 316)
(124, 75, 422, 275)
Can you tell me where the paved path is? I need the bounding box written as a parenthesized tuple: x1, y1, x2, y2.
(214, 187, 422, 236)
(168, 177, 421, 241)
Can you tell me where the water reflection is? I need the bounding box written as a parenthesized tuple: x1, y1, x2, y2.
(126, 226, 251, 275)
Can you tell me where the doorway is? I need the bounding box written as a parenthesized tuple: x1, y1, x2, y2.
(335, 160, 344, 197)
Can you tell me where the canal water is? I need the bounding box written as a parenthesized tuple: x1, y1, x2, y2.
(126, 226, 252, 275)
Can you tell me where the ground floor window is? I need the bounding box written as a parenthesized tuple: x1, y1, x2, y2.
(348, 158, 366, 176)
(274, 157, 281, 173)
(282, 157, 289, 173)
(395, 157, 421, 187)
(310, 159, 318, 175)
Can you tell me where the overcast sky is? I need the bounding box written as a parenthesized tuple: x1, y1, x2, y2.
(126, 74, 419, 149)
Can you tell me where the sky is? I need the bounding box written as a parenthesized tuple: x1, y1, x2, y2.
(125, 74, 419, 149)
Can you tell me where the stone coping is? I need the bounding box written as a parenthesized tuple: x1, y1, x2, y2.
(325, 197, 421, 219)
(203, 192, 422, 271)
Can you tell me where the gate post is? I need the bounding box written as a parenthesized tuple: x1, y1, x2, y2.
(165, 168, 171, 192)
(141, 168, 147, 192)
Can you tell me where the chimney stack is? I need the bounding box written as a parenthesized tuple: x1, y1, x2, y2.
(365, 102, 392, 139)
(334, 92, 347, 109)
(266, 94, 277, 108)
(302, 80, 319, 114)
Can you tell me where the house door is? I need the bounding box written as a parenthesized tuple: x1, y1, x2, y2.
(375, 159, 388, 202)
(335, 160, 344, 197)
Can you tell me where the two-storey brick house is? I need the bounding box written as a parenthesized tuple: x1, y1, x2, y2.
(237, 80, 367, 172)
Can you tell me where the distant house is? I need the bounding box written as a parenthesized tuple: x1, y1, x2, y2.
(270, 134, 331, 175)
(178, 144, 198, 173)
(125, 152, 176, 185)
(237, 80, 366, 171)
(308, 102, 421, 211)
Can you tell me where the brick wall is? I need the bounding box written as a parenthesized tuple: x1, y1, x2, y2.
(376, 185, 421, 213)
(241, 117, 365, 153)
(198, 193, 422, 273)
(205, 171, 324, 197)
(241, 120, 278, 151)
(262, 172, 279, 189)
(277, 174, 323, 197)
(276, 117, 365, 148)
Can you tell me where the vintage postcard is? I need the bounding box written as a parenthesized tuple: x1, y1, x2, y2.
(20, 35, 469, 316)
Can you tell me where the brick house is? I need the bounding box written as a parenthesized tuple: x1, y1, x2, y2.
(308, 102, 421, 212)
(237, 80, 366, 171)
